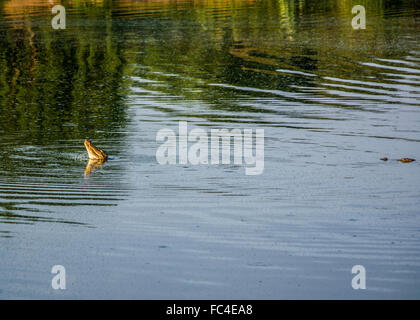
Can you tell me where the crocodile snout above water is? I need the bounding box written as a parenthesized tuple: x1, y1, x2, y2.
(84, 139, 108, 160)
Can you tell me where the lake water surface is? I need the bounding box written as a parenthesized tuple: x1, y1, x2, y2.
(1, 0, 420, 299)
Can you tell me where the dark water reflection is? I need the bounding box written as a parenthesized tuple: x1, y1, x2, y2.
(0, 0, 420, 298)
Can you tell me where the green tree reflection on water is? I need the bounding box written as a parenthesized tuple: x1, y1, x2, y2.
(0, 0, 418, 140)
(0, 0, 131, 144)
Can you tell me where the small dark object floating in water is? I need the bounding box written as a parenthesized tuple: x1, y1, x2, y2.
(398, 158, 415, 163)
(380, 157, 415, 163)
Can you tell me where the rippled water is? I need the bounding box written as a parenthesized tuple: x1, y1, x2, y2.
(0, 0, 420, 299)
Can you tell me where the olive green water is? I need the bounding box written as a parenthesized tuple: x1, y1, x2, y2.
(0, 0, 420, 299)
